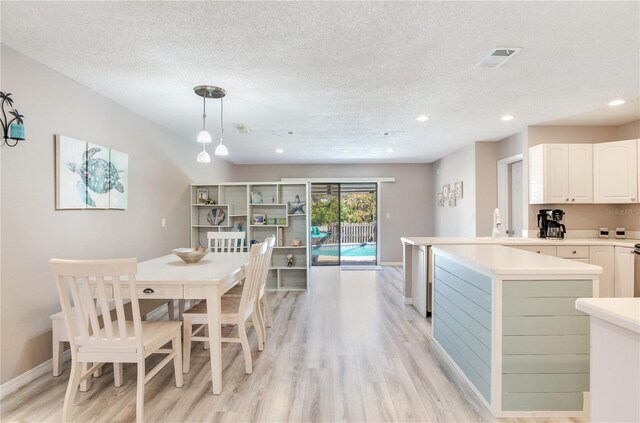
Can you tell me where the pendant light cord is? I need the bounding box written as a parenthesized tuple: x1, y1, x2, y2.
(202, 96, 206, 130)
(220, 97, 224, 144)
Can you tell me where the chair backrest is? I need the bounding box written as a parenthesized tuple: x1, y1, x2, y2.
(258, 236, 276, 299)
(50, 258, 143, 353)
(207, 231, 246, 253)
(239, 240, 269, 318)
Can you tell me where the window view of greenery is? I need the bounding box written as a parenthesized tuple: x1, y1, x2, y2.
(311, 193, 376, 226)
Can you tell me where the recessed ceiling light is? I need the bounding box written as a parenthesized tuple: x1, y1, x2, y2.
(275, 148, 284, 154)
(342, 149, 349, 153)
(501, 115, 515, 121)
(386, 147, 395, 153)
(608, 99, 625, 106)
(416, 115, 430, 122)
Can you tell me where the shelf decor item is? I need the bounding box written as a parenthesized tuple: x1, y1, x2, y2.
(197, 188, 209, 204)
(288, 194, 306, 214)
(251, 191, 263, 204)
(454, 181, 464, 199)
(291, 239, 302, 247)
(55, 135, 128, 210)
(253, 214, 265, 225)
(277, 217, 286, 225)
(286, 253, 294, 267)
(207, 208, 225, 225)
(1, 91, 25, 147)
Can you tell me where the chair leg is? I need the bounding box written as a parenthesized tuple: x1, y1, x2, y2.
(136, 361, 145, 423)
(178, 300, 185, 320)
(172, 332, 184, 388)
(52, 339, 64, 377)
(167, 300, 175, 320)
(238, 320, 252, 374)
(204, 325, 210, 350)
(255, 300, 266, 344)
(63, 361, 82, 422)
(262, 296, 273, 328)
(252, 312, 264, 352)
(80, 362, 92, 392)
(182, 315, 191, 373)
(114, 363, 123, 387)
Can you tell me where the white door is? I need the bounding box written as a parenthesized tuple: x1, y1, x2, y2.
(594, 140, 638, 203)
(614, 246, 635, 297)
(568, 144, 593, 203)
(509, 161, 523, 237)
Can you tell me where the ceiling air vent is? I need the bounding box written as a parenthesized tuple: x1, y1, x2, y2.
(475, 47, 522, 69)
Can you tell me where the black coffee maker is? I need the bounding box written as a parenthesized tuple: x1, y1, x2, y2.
(537, 209, 566, 239)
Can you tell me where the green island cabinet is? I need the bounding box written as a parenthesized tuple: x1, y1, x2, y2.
(190, 182, 310, 291)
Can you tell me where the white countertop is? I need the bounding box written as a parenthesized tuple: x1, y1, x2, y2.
(402, 236, 639, 248)
(575, 298, 640, 334)
(432, 244, 603, 276)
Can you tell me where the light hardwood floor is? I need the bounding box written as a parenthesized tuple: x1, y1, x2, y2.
(1, 266, 587, 423)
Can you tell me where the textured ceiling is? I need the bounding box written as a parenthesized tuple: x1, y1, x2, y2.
(1, 1, 639, 164)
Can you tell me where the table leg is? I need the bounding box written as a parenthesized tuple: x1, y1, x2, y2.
(205, 285, 223, 394)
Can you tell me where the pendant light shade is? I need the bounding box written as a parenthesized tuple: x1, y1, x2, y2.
(214, 142, 229, 156)
(197, 129, 211, 143)
(197, 147, 211, 163)
(194, 85, 227, 162)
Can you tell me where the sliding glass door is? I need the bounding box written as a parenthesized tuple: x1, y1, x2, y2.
(310, 183, 377, 266)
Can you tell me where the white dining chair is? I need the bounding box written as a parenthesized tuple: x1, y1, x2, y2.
(50, 258, 183, 423)
(207, 231, 246, 252)
(182, 240, 269, 374)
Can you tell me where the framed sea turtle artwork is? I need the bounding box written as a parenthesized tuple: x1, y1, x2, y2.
(55, 135, 128, 210)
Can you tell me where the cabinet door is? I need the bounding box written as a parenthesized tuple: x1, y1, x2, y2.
(543, 144, 570, 203)
(614, 246, 635, 297)
(594, 140, 638, 203)
(589, 245, 615, 297)
(411, 247, 427, 317)
(568, 144, 593, 203)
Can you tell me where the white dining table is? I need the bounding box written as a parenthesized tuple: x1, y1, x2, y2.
(135, 252, 249, 394)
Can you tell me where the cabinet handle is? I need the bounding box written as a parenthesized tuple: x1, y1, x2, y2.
(632, 198, 636, 201)
(572, 250, 577, 254)
(571, 198, 575, 202)
(142, 288, 155, 294)
(536, 250, 541, 253)
(565, 198, 569, 202)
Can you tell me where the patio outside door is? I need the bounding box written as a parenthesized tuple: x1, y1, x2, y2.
(310, 183, 377, 266)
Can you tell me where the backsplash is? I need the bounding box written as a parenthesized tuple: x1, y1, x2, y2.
(527, 204, 640, 232)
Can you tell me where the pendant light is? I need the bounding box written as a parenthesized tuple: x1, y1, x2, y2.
(214, 97, 228, 156)
(194, 85, 227, 162)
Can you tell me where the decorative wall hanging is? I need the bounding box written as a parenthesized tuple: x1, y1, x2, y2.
(56, 135, 128, 209)
(442, 184, 450, 198)
(448, 191, 457, 207)
(1, 91, 26, 147)
(454, 181, 464, 199)
(437, 192, 444, 207)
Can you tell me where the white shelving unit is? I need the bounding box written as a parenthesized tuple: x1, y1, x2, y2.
(190, 182, 309, 290)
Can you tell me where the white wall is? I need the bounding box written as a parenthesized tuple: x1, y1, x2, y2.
(0, 45, 233, 383)
(230, 163, 434, 263)
(432, 143, 476, 237)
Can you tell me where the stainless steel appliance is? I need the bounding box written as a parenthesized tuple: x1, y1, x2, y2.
(537, 209, 566, 239)
(634, 243, 640, 298)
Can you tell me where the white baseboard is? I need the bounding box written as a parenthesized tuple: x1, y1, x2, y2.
(381, 261, 403, 266)
(403, 297, 413, 305)
(0, 350, 71, 400)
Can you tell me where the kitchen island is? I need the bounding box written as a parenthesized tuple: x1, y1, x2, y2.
(431, 244, 601, 418)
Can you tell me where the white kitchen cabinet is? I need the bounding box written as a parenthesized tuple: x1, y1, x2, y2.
(517, 245, 557, 256)
(589, 245, 615, 297)
(594, 139, 638, 203)
(614, 246, 635, 297)
(411, 246, 427, 317)
(528, 143, 592, 204)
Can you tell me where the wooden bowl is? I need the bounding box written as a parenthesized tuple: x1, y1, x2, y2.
(172, 248, 210, 263)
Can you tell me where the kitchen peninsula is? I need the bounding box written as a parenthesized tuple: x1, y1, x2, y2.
(402, 236, 639, 316)
(431, 244, 601, 417)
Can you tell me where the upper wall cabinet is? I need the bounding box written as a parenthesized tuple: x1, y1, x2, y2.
(593, 139, 638, 203)
(529, 143, 593, 204)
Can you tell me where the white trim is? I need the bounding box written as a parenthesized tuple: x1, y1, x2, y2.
(381, 261, 403, 266)
(403, 297, 413, 305)
(497, 154, 523, 237)
(0, 350, 71, 400)
(281, 177, 395, 183)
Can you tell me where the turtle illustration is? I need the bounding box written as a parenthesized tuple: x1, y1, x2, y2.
(67, 147, 124, 207)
